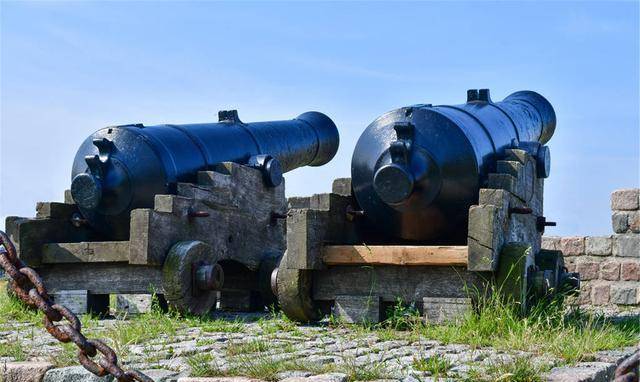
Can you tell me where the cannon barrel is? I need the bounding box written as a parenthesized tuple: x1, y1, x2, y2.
(71, 110, 339, 239)
(351, 89, 555, 242)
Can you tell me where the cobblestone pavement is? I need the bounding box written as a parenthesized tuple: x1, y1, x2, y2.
(0, 311, 638, 382)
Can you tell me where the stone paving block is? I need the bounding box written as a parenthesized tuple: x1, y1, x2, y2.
(612, 211, 630, 234)
(611, 189, 639, 211)
(610, 284, 639, 305)
(178, 379, 264, 382)
(613, 235, 640, 257)
(585, 236, 612, 256)
(620, 261, 640, 281)
(599, 260, 620, 281)
(140, 369, 183, 382)
(559, 237, 585, 256)
(43, 366, 114, 382)
(280, 373, 348, 382)
(591, 283, 610, 305)
(116, 294, 153, 314)
(545, 361, 615, 382)
(1, 362, 53, 382)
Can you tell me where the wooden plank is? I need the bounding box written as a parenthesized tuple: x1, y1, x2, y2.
(42, 241, 130, 264)
(38, 263, 162, 294)
(322, 245, 468, 266)
(312, 265, 487, 303)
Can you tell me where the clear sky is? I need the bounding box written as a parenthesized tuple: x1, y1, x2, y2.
(1, 1, 638, 236)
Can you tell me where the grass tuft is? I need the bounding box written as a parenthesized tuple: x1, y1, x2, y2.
(412, 355, 452, 377)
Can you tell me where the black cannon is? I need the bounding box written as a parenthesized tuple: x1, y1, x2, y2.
(276, 89, 579, 323)
(351, 90, 555, 243)
(71, 110, 339, 240)
(7, 110, 339, 315)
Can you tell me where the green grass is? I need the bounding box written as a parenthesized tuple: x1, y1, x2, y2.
(226, 339, 270, 356)
(356, 288, 639, 365)
(0, 340, 27, 361)
(197, 318, 245, 333)
(412, 355, 452, 377)
(186, 352, 226, 377)
(258, 311, 303, 336)
(0, 281, 40, 326)
(418, 295, 639, 363)
(464, 357, 547, 382)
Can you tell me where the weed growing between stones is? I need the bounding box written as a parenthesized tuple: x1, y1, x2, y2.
(463, 356, 546, 382)
(226, 339, 270, 356)
(0, 340, 25, 361)
(412, 355, 452, 378)
(186, 352, 225, 377)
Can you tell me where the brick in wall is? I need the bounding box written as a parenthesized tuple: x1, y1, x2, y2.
(613, 235, 640, 258)
(559, 237, 585, 256)
(611, 189, 640, 211)
(621, 261, 640, 281)
(591, 283, 610, 305)
(610, 283, 639, 305)
(585, 236, 612, 256)
(599, 260, 620, 281)
(576, 258, 601, 281)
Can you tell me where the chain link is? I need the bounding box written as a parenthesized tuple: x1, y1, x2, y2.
(615, 348, 640, 382)
(0, 230, 152, 382)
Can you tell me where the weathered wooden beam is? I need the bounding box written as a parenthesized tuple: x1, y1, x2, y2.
(5, 216, 100, 266)
(38, 263, 162, 294)
(42, 241, 130, 264)
(312, 265, 487, 303)
(36, 202, 78, 219)
(321, 245, 468, 266)
(129, 163, 286, 268)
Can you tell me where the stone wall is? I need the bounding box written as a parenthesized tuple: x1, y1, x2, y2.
(542, 188, 640, 309)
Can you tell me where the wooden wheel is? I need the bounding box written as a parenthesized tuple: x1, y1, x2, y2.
(276, 251, 319, 322)
(257, 252, 282, 309)
(162, 241, 218, 315)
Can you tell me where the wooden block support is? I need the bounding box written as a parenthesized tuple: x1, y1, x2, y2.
(332, 295, 381, 324)
(322, 245, 468, 266)
(115, 294, 153, 314)
(467, 204, 505, 271)
(129, 163, 286, 267)
(52, 291, 108, 315)
(332, 178, 352, 196)
(468, 148, 541, 272)
(36, 202, 78, 219)
(423, 297, 472, 324)
(52, 290, 89, 314)
(42, 241, 130, 264)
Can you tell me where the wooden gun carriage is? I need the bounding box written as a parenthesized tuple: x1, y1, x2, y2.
(6, 163, 285, 315)
(276, 147, 579, 323)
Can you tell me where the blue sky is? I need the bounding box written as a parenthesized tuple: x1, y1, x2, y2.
(1, 1, 638, 236)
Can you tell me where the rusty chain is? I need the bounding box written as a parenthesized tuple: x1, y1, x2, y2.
(615, 348, 640, 382)
(0, 230, 152, 382)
